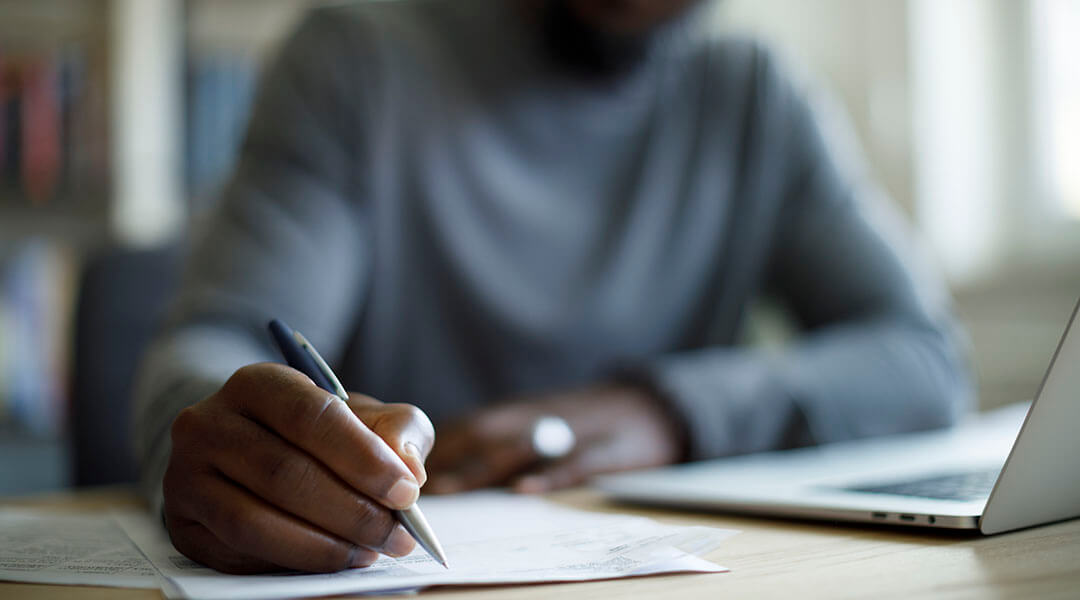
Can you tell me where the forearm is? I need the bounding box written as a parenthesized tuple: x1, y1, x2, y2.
(132, 325, 275, 513)
(130, 10, 376, 511)
(642, 317, 972, 460)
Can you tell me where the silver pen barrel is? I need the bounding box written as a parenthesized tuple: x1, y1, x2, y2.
(396, 505, 449, 568)
(295, 330, 449, 569)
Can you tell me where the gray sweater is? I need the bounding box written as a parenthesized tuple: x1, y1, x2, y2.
(134, 0, 971, 505)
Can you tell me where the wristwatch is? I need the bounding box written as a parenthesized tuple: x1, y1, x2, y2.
(529, 415, 576, 460)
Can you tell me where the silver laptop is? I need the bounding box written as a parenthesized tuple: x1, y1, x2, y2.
(599, 298, 1080, 534)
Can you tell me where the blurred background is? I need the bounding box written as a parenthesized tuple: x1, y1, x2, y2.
(0, 0, 1077, 496)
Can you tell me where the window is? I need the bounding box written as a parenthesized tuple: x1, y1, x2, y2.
(1031, 0, 1080, 220)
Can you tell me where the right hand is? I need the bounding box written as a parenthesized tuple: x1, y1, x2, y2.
(163, 362, 435, 574)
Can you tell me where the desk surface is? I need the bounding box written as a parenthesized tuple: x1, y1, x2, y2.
(3, 488, 1080, 600)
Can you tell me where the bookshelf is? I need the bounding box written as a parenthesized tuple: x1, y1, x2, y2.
(182, 0, 312, 213)
(0, 0, 316, 495)
(0, 0, 112, 247)
(0, 0, 111, 494)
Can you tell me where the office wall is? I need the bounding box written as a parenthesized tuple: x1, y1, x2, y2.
(717, 0, 1080, 410)
(716, 0, 914, 217)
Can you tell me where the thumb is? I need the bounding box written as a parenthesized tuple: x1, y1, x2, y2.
(348, 395, 435, 486)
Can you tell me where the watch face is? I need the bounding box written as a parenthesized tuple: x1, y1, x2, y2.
(531, 415, 577, 459)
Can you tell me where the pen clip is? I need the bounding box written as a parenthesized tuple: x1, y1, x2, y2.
(268, 319, 335, 392)
(293, 331, 350, 401)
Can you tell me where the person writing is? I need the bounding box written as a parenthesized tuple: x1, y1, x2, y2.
(134, 0, 971, 575)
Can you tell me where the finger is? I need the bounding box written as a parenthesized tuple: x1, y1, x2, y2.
(424, 422, 475, 474)
(349, 396, 435, 486)
(425, 407, 541, 493)
(221, 364, 419, 509)
(439, 434, 537, 492)
(208, 412, 416, 557)
(176, 471, 373, 573)
(165, 516, 291, 575)
(512, 441, 614, 494)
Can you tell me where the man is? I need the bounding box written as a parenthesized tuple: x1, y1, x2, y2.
(135, 0, 971, 575)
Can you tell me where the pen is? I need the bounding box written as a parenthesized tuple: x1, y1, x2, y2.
(267, 319, 449, 569)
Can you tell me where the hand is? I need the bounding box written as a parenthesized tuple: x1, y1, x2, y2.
(162, 363, 435, 574)
(425, 383, 684, 494)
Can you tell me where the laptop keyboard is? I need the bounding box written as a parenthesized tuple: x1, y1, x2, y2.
(846, 469, 1000, 501)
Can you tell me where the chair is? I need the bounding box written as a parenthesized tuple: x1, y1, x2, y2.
(69, 244, 182, 487)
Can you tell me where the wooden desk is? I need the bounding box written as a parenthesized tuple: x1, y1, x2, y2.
(3, 488, 1080, 599)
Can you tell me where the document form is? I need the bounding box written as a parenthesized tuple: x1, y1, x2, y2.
(0, 509, 158, 588)
(119, 492, 737, 600)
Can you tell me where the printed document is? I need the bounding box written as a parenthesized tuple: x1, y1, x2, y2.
(119, 492, 737, 600)
(0, 509, 157, 588)
(1, 493, 737, 599)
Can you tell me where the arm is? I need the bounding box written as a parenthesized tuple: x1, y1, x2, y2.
(643, 48, 974, 459)
(131, 11, 433, 573)
(134, 9, 369, 513)
(424, 46, 973, 494)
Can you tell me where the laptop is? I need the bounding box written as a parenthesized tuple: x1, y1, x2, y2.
(598, 298, 1080, 534)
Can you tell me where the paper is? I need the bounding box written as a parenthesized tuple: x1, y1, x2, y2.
(118, 492, 737, 600)
(0, 509, 158, 588)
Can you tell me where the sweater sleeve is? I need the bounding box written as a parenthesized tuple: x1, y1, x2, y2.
(131, 10, 375, 512)
(638, 47, 973, 460)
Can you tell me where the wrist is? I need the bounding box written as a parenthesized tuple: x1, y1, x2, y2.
(607, 377, 690, 463)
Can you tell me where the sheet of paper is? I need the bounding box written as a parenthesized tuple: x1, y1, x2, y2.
(118, 492, 737, 600)
(0, 509, 158, 588)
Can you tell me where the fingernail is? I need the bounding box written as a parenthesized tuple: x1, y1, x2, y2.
(387, 478, 420, 508)
(383, 525, 416, 558)
(403, 443, 427, 486)
(349, 547, 379, 568)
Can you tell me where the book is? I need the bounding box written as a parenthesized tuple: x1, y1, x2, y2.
(0, 45, 101, 206)
(21, 56, 62, 204)
(0, 240, 77, 438)
(185, 52, 258, 211)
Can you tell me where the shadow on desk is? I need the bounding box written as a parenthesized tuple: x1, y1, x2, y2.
(602, 497, 986, 543)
